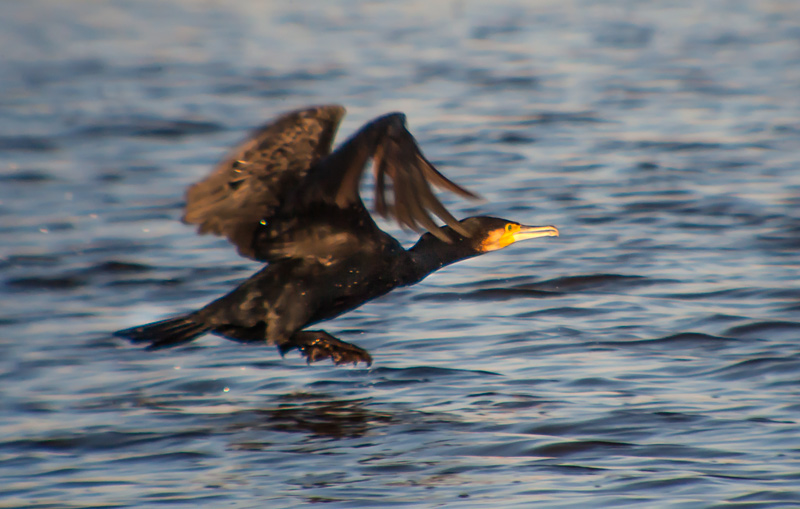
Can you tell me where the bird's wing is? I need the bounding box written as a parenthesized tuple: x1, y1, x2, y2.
(297, 112, 480, 242)
(182, 105, 346, 259)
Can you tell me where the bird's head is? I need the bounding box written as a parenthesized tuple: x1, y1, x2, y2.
(413, 216, 559, 259)
(455, 216, 559, 252)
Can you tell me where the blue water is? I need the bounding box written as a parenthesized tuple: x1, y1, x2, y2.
(2, 1, 800, 507)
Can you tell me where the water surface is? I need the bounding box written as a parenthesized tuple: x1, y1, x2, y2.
(2, 1, 800, 507)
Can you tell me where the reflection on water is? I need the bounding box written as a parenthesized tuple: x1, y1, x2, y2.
(229, 393, 395, 440)
(2, 0, 800, 507)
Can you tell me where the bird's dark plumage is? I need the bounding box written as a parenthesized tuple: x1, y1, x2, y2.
(115, 105, 559, 366)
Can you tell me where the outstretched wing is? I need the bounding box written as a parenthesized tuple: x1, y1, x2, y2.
(297, 112, 480, 242)
(182, 105, 346, 259)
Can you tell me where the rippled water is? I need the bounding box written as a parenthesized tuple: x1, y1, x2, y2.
(2, 1, 800, 507)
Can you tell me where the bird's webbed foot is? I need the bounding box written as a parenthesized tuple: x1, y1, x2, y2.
(280, 330, 372, 367)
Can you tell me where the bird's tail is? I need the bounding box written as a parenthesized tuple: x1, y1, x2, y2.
(114, 313, 211, 350)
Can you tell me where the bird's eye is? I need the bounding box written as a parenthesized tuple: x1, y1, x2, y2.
(505, 224, 514, 232)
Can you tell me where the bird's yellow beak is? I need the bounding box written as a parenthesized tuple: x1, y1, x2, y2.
(512, 224, 560, 242)
(481, 223, 559, 252)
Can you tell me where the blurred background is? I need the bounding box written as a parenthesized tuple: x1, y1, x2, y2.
(1, 1, 799, 507)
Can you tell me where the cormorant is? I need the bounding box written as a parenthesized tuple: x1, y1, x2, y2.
(114, 105, 559, 366)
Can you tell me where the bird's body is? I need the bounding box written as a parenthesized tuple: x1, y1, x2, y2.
(115, 105, 558, 365)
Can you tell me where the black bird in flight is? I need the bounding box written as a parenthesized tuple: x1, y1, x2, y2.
(115, 105, 559, 366)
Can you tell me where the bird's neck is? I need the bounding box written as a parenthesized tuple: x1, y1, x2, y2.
(405, 236, 476, 285)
